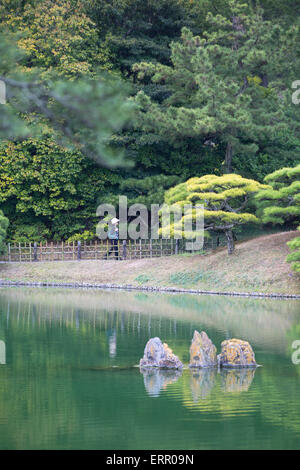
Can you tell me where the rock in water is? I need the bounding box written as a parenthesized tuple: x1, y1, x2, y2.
(189, 330, 217, 368)
(139, 337, 183, 369)
(217, 338, 257, 368)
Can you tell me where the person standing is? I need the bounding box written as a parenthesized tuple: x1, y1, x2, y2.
(104, 217, 119, 259)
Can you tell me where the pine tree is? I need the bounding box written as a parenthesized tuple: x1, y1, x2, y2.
(164, 173, 268, 254)
(86, 0, 194, 76)
(255, 163, 300, 274)
(102, 174, 182, 208)
(254, 164, 300, 225)
(133, 0, 299, 174)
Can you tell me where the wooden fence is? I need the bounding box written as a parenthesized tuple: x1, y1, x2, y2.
(0, 237, 223, 263)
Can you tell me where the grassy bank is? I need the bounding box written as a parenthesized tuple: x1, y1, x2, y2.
(0, 231, 299, 295)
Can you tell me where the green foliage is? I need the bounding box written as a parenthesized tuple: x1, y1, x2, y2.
(0, 209, 9, 253)
(66, 231, 95, 243)
(133, 0, 300, 176)
(0, 138, 118, 241)
(134, 274, 152, 284)
(0, 33, 134, 167)
(2, 0, 113, 79)
(1, 0, 300, 242)
(103, 174, 183, 209)
(86, 0, 194, 75)
(259, 0, 300, 24)
(255, 164, 300, 274)
(88, 0, 230, 182)
(164, 173, 267, 253)
(287, 226, 300, 273)
(10, 222, 50, 243)
(169, 270, 220, 286)
(255, 164, 300, 225)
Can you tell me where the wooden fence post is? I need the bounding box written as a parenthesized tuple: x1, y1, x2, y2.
(175, 239, 179, 255)
(150, 239, 152, 258)
(33, 242, 38, 261)
(8, 243, 11, 262)
(77, 241, 81, 260)
(122, 240, 127, 260)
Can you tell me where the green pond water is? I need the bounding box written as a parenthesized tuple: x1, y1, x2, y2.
(0, 287, 299, 450)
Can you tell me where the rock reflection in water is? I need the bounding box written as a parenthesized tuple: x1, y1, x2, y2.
(140, 368, 182, 397)
(190, 368, 216, 401)
(220, 368, 256, 393)
(0, 341, 5, 365)
(141, 367, 257, 400)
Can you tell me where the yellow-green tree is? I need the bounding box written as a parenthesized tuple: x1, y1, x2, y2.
(1, 0, 112, 79)
(255, 164, 300, 274)
(164, 174, 268, 254)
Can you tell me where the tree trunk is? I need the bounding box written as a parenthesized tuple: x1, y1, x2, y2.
(225, 229, 234, 255)
(224, 142, 233, 173)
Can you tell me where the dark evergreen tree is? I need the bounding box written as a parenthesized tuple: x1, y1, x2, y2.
(133, 0, 300, 176)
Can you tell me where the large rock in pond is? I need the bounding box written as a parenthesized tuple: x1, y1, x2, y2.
(189, 330, 217, 368)
(139, 337, 183, 369)
(217, 338, 257, 368)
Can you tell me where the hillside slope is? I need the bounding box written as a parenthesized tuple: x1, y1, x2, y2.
(0, 231, 299, 295)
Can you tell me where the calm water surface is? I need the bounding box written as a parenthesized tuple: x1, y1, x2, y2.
(0, 287, 299, 450)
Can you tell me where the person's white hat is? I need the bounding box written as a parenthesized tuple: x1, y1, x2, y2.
(111, 217, 119, 224)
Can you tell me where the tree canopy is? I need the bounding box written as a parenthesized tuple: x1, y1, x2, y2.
(0, 0, 299, 246)
(255, 164, 300, 225)
(255, 163, 300, 274)
(163, 173, 268, 253)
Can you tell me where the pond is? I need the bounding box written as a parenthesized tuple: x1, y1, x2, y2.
(0, 287, 299, 450)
